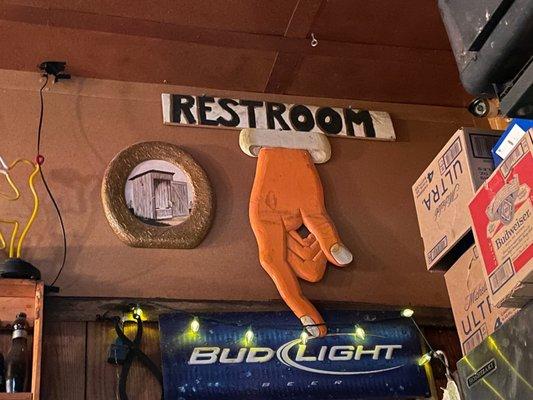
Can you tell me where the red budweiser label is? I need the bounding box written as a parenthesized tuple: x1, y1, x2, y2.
(469, 137, 533, 296)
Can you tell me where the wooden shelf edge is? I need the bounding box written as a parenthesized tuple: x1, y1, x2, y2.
(0, 279, 37, 298)
(0, 393, 33, 400)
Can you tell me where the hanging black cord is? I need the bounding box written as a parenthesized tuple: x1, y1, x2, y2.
(144, 299, 407, 329)
(114, 316, 164, 400)
(35, 74, 68, 288)
(409, 316, 448, 369)
(36, 76, 47, 151)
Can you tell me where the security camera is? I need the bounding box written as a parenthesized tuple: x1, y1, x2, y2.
(467, 97, 500, 118)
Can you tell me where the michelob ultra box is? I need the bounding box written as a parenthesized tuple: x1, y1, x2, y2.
(444, 245, 518, 355)
(412, 128, 500, 271)
(469, 129, 533, 308)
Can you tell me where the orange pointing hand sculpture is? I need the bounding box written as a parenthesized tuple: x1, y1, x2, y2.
(240, 129, 353, 337)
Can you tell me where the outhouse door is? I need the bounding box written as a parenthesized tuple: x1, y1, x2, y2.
(171, 182, 189, 216)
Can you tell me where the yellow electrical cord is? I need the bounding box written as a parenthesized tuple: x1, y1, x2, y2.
(0, 220, 19, 258)
(15, 159, 40, 258)
(0, 158, 40, 259)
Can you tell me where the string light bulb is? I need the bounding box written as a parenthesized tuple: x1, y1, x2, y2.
(132, 305, 143, 319)
(190, 317, 200, 333)
(245, 328, 254, 344)
(418, 352, 432, 366)
(354, 325, 366, 340)
(401, 308, 415, 318)
(300, 331, 309, 345)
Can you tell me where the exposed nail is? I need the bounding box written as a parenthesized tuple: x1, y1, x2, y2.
(330, 243, 353, 265)
(300, 316, 320, 337)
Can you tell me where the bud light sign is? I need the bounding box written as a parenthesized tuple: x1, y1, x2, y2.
(159, 310, 431, 399)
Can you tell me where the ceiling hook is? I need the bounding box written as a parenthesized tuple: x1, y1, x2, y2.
(310, 33, 318, 47)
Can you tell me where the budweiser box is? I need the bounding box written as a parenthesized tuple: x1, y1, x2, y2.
(444, 245, 518, 355)
(412, 128, 500, 271)
(469, 129, 533, 308)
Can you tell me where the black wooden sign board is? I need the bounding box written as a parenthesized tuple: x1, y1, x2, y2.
(162, 94, 395, 140)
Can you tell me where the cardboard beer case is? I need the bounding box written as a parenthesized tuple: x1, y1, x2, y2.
(444, 245, 518, 355)
(412, 128, 500, 271)
(491, 118, 533, 166)
(469, 129, 533, 308)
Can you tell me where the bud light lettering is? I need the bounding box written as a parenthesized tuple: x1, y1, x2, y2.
(188, 341, 403, 375)
(294, 344, 401, 363)
(189, 347, 275, 365)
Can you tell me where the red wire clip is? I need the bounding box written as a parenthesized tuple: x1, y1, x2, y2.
(36, 154, 45, 165)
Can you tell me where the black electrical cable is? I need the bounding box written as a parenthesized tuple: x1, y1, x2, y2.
(139, 302, 446, 368)
(143, 300, 407, 329)
(114, 315, 164, 400)
(409, 316, 447, 369)
(35, 74, 68, 288)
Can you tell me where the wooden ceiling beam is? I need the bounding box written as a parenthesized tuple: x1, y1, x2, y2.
(264, 53, 303, 93)
(284, 0, 324, 37)
(0, 3, 454, 66)
(264, 0, 323, 93)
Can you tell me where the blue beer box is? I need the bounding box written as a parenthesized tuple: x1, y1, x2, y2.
(492, 119, 533, 166)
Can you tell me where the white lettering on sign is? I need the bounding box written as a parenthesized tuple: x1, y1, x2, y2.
(329, 345, 355, 361)
(189, 347, 276, 365)
(162, 94, 396, 141)
(187, 334, 405, 376)
(188, 347, 220, 365)
(246, 347, 276, 363)
(220, 348, 246, 364)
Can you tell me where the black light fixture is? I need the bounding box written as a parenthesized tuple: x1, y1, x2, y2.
(38, 61, 71, 82)
(0, 258, 41, 280)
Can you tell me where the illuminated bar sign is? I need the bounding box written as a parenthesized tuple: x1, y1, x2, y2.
(159, 310, 430, 400)
(161, 94, 396, 140)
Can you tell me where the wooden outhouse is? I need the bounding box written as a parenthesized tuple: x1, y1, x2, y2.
(129, 169, 189, 221)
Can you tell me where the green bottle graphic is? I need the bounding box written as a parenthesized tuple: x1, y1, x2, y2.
(5, 313, 30, 393)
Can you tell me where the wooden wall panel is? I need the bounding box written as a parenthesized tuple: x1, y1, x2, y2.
(310, 0, 451, 49)
(0, 20, 277, 92)
(85, 322, 162, 400)
(0, 1, 470, 106)
(288, 56, 466, 107)
(123, 323, 162, 400)
(0, 70, 477, 308)
(41, 322, 86, 400)
(5, 0, 298, 36)
(85, 322, 119, 400)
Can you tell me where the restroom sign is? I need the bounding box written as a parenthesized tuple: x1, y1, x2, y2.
(162, 94, 395, 140)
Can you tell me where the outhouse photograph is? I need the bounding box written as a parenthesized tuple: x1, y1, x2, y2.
(125, 159, 194, 226)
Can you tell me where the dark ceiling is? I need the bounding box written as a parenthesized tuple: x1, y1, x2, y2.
(0, 0, 470, 107)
